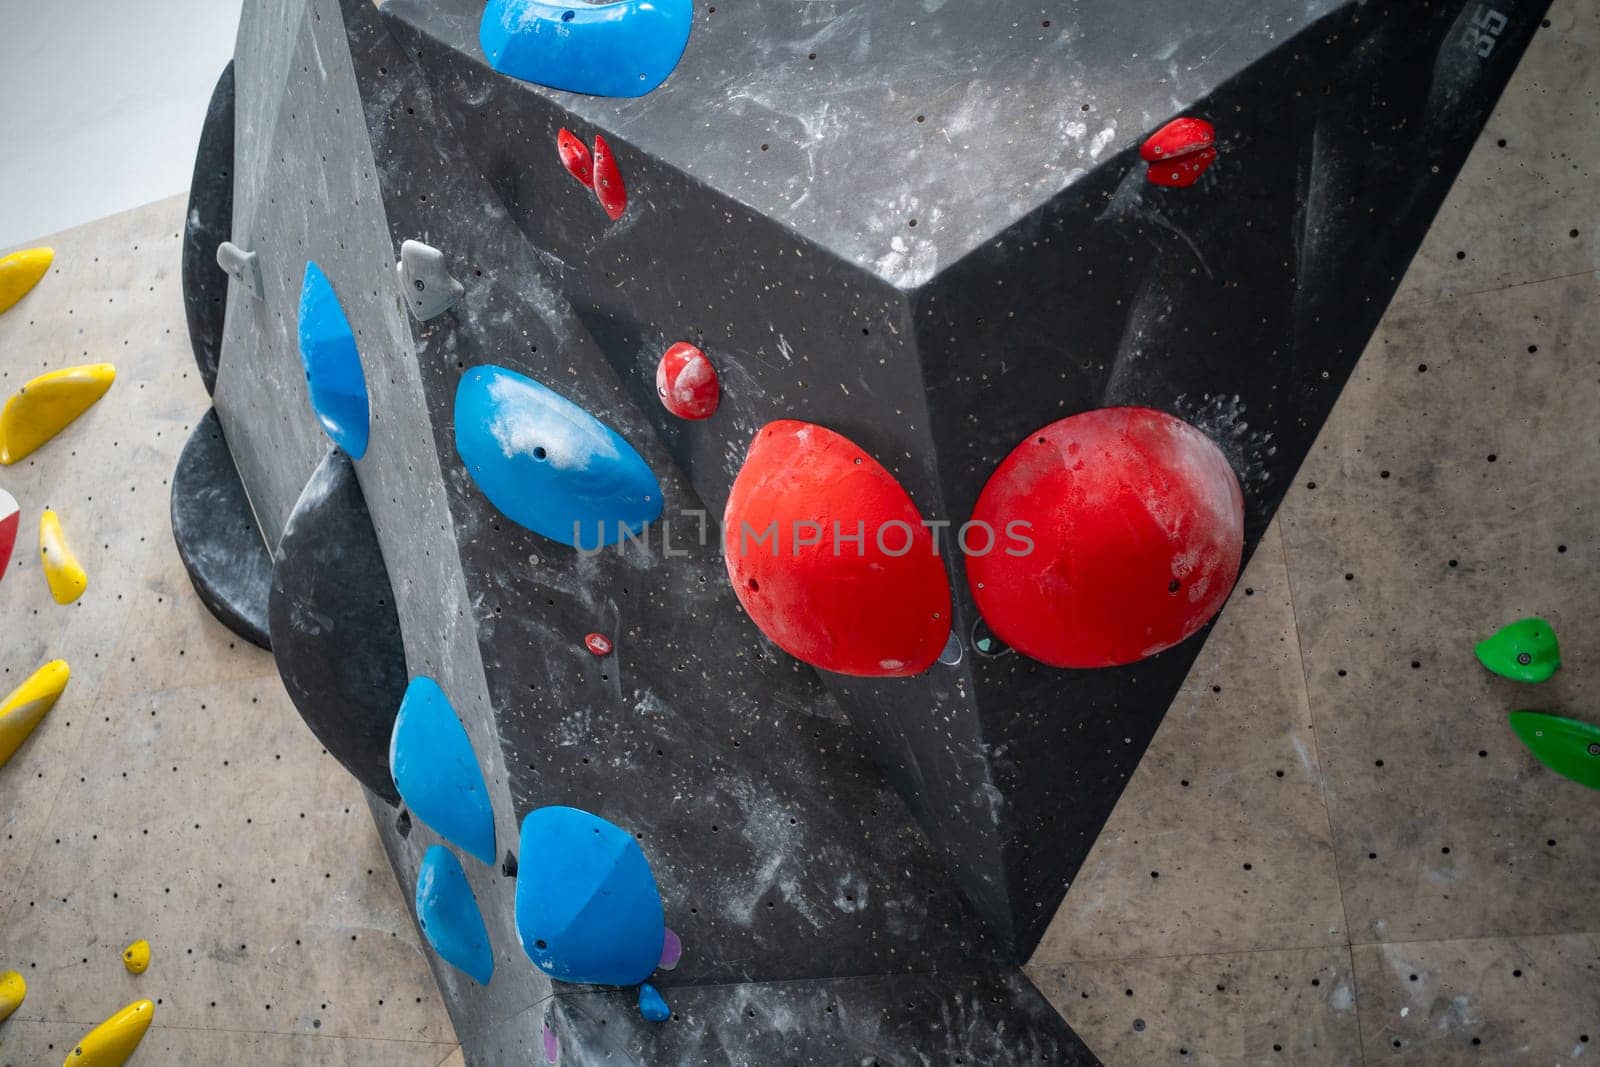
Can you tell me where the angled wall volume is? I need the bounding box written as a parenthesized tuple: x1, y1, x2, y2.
(170, 408, 272, 649)
(182, 61, 236, 395)
(267, 447, 405, 805)
(192, 0, 1550, 1060)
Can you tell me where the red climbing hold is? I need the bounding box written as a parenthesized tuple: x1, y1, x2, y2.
(592, 135, 627, 221)
(557, 128, 595, 189)
(723, 420, 951, 678)
(655, 343, 719, 420)
(1140, 117, 1217, 188)
(1147, 147, 1217, 188)
(966, 407, 1243, 669)
(0, 489, 17, 581)
(584, 632, 613, 656)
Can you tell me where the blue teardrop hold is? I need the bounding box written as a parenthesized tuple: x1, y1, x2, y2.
(390, 676, 497, 865)
(416, 845, 495, 985)
(296, 261, 371, 459)
(454, 364, 662, 548)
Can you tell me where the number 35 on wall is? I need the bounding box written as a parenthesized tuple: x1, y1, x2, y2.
(1460, 4, 1509, 57)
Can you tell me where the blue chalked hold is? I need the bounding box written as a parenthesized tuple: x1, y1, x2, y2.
(638, 982, 670, 1023)
(297, 262, 370, 459)
(416, 845, 495, 985)
(454, 365, 662, 548)
(514, 806, 665, 985)
(480, 0, 693, 99)
(391, 676, 496, 865)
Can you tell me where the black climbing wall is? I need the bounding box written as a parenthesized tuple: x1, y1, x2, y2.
(338, 2, 1093, 1059)
(376, 0, 1552, 959)
(185, 0, 1551, 1060)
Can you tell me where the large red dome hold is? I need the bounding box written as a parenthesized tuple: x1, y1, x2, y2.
(967, 407, 1244, 669)
(723, 420, 951, 677)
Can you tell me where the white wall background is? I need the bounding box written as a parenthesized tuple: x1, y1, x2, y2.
(0, 1, 245, 249)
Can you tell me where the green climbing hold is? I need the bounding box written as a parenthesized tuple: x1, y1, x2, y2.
(1475, 617, 1560, 683)
(1508, 711, 1600, 791)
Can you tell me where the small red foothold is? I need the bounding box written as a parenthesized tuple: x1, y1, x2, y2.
(1146, 147, 1218, 189)
(557, 128, 594, 188)
(655, 343, 720, 420)
(584, 632, 613, 656)
(592, 135, 627, 221)
(1140, 117, 1215, 162)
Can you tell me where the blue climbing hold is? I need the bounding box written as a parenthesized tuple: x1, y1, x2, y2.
(454, 365, 662, 548)
(297, 262, 370, 459)
(415, 846, 495, 985)
(390, 677, 496, 865)
(480, 0, 693, 99)
(638, 982, 670, 1023)
(514, 806, 665, 985)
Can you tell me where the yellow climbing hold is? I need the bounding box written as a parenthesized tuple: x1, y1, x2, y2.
(0, 247, 52, 315)
(0, 363, 116, 465)
(120, 940, 150, 975)
(0, 659, 69, 769)
(40, 509, 87, 604)
(64, 999, 153, 1066)
(0, 969, 25, 1023)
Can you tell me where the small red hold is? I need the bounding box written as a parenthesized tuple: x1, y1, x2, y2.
(655, 343, 720, 420)
(1140, 117, 1215, 162)
(557, 128, 594, 189)
(967, 407, 1244, 669)
(584, 632, 613, 656)
(0, 489, 17, 582)
(592, 135, 627, 221)
(1140, 117, 1217, 188)
(1147, 147, 1218, 189)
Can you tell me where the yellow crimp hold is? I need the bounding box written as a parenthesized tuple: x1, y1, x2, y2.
(120, 939, 150, 975)
(0, 659, 69, 769)
(0, 968, 25, 1023)
(0, 247, 52, 316)
(39, 509, 87, 604)
(64, 999, 153, 1066)
(0, 363, 116, 465)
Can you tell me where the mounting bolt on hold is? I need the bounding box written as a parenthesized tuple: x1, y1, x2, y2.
(396, 240, 465, 322)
